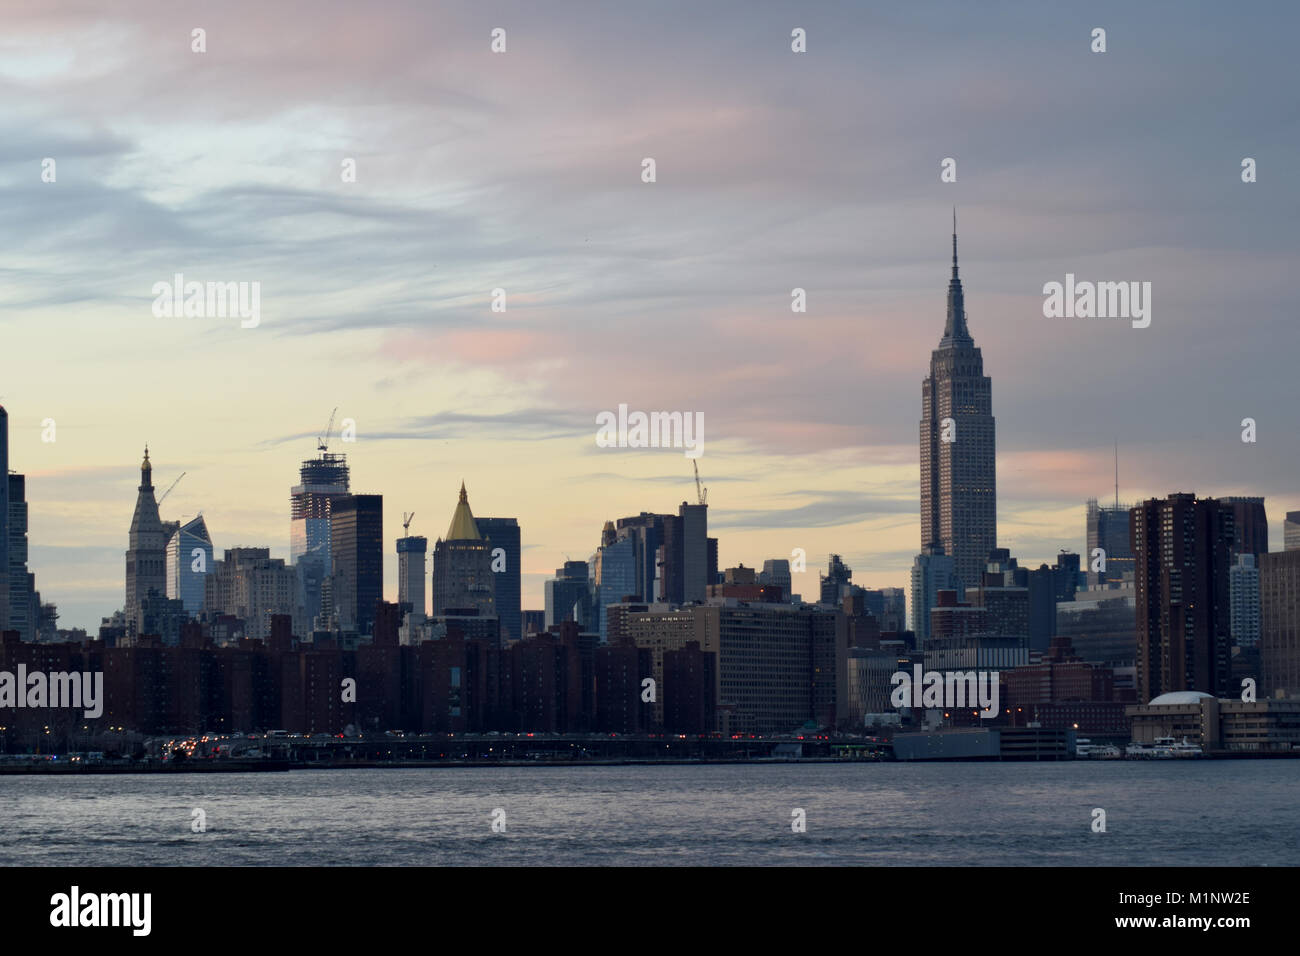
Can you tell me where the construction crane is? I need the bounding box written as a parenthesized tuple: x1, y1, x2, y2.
(692, 459, 707, 506)
(158, 472, 186, 506)
(317, 406, 338, 453)
(403, 512, 415, 534)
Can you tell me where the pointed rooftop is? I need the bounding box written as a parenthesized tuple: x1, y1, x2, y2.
(940, 208, 973, 348)
(445, 481, 482, 541)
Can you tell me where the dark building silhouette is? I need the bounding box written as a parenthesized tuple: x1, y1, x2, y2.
(1132, 494, 1235, 702)
(475, 516, 521, 643)
(663, 641, 717, 734)
(1223, 496, 1269, 559)
(595, 639, 653, 733)
(820, 554, 852, 605)
(329, 494, 383, 637)
(1260, 550, 1300, 698)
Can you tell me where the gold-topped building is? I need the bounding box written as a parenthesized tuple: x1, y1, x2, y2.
(431, 482, 497, 627)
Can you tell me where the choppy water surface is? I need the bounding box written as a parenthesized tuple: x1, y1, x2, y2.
(2, 761, 1295, 866)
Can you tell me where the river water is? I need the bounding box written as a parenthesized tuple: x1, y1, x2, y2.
(2, 761, 1295, 866)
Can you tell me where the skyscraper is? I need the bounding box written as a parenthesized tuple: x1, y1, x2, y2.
(1222, 496, 1269, 559)
(431, 484, 496, 628)
(910, 545, 957, 641)
(1132, 494, 1234, 702)
(205, 546, 303, 640)
(5, 473, 37, 641)
(594, 523, 637, 641)
(475, 516, 521, 643)
(1086, 497, 1134, 587)
(125, 448, 169, 635)
(396, 532, 428, 619)
(920, 215, 997, 592)
(1229, 553, 1261, 649)
(290, 451, 350, 627)
(1260, 550, 1300, 697)
(329, 494, 384, 636)
(165, 515, 213, 615)
(0, 406, 8, 633)
(615, 512, 666, 605)
(655, 502, 708, 605)
(545, 560, 592, 630)
(820, 554, 852, 605)
(1285, 511, 1300, 552)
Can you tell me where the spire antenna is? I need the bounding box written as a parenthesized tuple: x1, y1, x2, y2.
(951, 206, 959, 278)
(1114, 440, 1119, 510)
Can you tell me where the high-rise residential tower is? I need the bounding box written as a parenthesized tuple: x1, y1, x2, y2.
(1285, 511, 1300, 552)
(919, 215, 997, 592)
(1132, 494, 1235, 702)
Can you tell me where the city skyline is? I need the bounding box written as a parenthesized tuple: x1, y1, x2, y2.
(2, 2, 1298, 632)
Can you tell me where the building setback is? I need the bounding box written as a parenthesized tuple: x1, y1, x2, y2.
(431, 484, 496, 640)
(919, 217, 997, 593)
(125, 448, 174, 637)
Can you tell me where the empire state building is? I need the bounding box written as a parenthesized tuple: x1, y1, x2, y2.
(919, 215, 997, 591)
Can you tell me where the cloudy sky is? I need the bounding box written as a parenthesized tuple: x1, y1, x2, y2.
(1, 1, 1296, 631)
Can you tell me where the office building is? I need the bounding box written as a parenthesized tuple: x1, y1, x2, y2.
(594, 522, 638, 641)
(919, 217, 997, 591)
(1285, 511, 1300, 552)
(165, 515, 213, 616)
(330, 493, 384, 636)
(1260, 550, 1300, 698)
(125, 448, 172, 636)
(204, 547, 304, 640)
(475, 516, 521, 643)
(431, 485, 496, 633)
(1222, 496, 1269, 559)
(1086, 497, 1134, 587)
(910, 545, 957, 641)
(820, 554, 852, 605)
(396, 532, 427, 620)
(758, 559, 792, 600)
(290, 451, 350, 627)
(544, 560, 591, 630)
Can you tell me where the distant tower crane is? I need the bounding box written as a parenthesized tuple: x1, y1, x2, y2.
(403, 512, 415, 534)
(317, 406, 338, 453)
(158, 471, 186, 506)
(692, 459, 707, 506)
